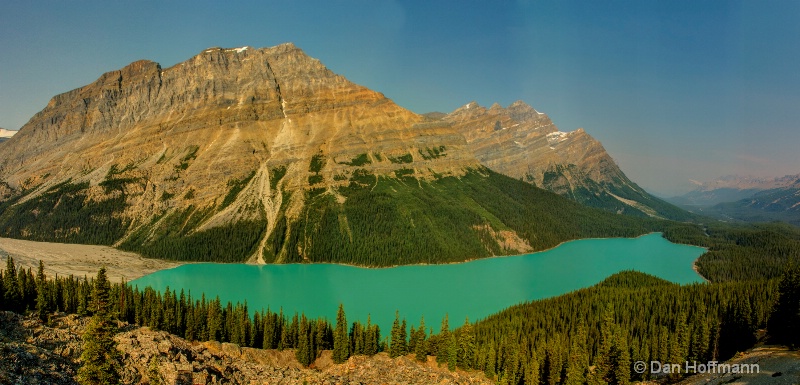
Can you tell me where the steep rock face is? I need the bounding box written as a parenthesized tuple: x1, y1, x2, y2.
(0, 44, 474, 194)
(0, 43, 479, 262)
(443, 101, 689, 219)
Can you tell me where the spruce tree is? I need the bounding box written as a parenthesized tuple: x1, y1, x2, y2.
(457, 317, 475, 369)
(364, 315, 377, 355)
(447, 333, 458, 371)
(408, 325, 418, 354)
(0, 270, 5, 310)
(296, 314, 313, 366)
(77, 267, 121, 385)
(3, 256, 21, 312)
(147, 356, 163, 385)
(437, 314, 450, 363)
(486, 345, 497, 379)
(564, 323, 588, 385)
(414, 316, 427, 362)
(769, 264, 800, 347)
(524, 353, 541, 385)
(390, 311, 402, 358)
(399, 318, 408, 355)
(35, 260, 48, 321)
(610, 326, 631, 385)
(588, 304, 615, 385)
(332, 304, 350, 363)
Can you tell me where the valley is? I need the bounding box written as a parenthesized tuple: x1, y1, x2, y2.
(129, 233, 705, 333)
(0, 44, 695, 267)
(666, 174, 800, 227)
(1, 41, 799, 385)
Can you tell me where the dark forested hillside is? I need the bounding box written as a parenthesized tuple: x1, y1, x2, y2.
(662, 221, 800, 282)
(264, 169, 665, 266)
(468, 272, 778, 383)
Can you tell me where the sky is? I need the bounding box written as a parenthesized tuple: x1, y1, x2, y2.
(1, 1, 799, 196)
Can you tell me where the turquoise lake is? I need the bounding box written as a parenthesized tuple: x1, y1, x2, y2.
(130, 233, 705, 331)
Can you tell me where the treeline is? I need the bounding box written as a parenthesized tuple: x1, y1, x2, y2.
(4, 257, 799, 384)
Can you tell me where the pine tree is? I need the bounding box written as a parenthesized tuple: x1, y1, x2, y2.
(769, 264, 800, 347)
(390, 311, 401, 357)
(610, 326, 631, 385)
(35, 260, 49, 321)
(588, 304, 614, 385)
(415, 316, 427, 362)
(296, 314, 313, 366)
(364, 314, 377, 356)
(564, 323, 588, 385)
(457, 317, 475, 369)
(0, 270, 5, 310)
(408, 325, 418, 354)
(332, 304, 350, 363)
(447, 333, 458, 371)
(3, 256, 21, 312)
(77, 267, 121, 385)
(437, 314, 450, 363)
(486, 345, 497, 379)
(147, 356, 163, 385)
(399, 318, 408, 355)
(524, 352, 541, 385)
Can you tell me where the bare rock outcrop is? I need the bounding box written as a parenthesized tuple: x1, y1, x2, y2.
(0, 311, 491, 385)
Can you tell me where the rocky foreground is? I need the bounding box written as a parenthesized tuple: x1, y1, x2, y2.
(0, 311, 491, 385)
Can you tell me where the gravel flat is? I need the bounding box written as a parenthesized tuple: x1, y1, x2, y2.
(0, 237, 183, 283)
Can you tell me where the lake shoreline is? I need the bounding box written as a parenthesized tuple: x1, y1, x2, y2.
(1, 232, 709, 284)
(130, 233, 707, 333)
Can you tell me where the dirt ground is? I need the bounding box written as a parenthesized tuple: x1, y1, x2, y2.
(674, 346, 800, 385)
(0, 237, 183, 283)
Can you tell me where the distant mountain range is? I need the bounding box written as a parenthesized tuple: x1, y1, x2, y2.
(0, 128, 16, 143)
(666, 174, 800, 226)
(0, 43, 690, 264)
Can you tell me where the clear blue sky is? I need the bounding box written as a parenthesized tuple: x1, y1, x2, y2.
(1, 1, 799, 195)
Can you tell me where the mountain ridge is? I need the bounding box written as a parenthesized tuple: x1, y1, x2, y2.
(0, 43, 688, 264)
(666, 173, 800, 226)
(439, 100, 691, 220)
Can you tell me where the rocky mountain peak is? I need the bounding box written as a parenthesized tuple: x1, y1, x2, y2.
(0, 43, 480, 262)
(446, 100, 686, 219)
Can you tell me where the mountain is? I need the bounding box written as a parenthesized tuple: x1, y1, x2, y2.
(0, 43, 670, 265)
(439, 101, 690, 220)
(0, 128, 16, 143)
(665, 174, 800, 226)
(666, 174, 800, 207)
(704, 179, 800, 226)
